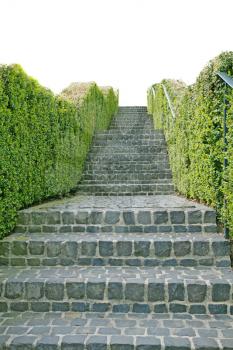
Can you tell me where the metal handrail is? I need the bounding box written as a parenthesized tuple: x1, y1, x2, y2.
(151, 85, 176, 120)
(217, 71, 233, 239)
(161, 84, 176, 119)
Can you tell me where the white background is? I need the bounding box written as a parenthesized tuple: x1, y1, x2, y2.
(0, 0, 232, 105)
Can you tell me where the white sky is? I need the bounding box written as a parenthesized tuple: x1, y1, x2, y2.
(0, 0, 232, 105)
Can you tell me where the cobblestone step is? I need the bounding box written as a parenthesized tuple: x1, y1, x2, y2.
(80, 180, 173, 185)
(85, 163, 171, 172)
(0, 311, 232, 349)
(0, 265, 232, 314)
(76, 183, 175, 195)
(82, 172, 173, 181)
(13, 196, 217, 235)
(86, 156, 169, 164)
(0, 233, 230, 268)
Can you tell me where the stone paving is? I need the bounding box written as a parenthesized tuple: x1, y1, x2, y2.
(0, 312, 233, 349)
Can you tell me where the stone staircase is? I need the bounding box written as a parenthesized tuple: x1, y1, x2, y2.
(77, 106, 174, 195)
(0, 106, 232, 349)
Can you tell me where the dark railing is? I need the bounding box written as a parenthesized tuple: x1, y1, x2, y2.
(217, 71, 233, 238)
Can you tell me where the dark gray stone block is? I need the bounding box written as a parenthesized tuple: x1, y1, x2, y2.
(212, 283, 230, 301)
(10, 335, 37, 350)
(62, 211, 75, 225)
(10, 302, 29, 312)
(36, 336, 60, 350)
(123, 212, 135, 225)
(89, 211, 103, 224)
(110, 336, 134, 350)
(125, 283, 144, 301)
(164, 336, 191, 349)
(132, 303, 150, 313)
(193, 241, 209, 256)
(113, 304, 130, 313)
(173, 241, 191, 256)
(92, 303, 111, 312)
(25, 282, 44, 300)
(154, 241, 172, 257)
(212, 241, 229, 256)
(188, 210, 202, 224)
(61, 335, 86, 350)
(99, 241, 113, 256)
(86, 336, 107, 350)
(134, 241, 150, 257)
(108, 282, 123, 299)
(187, 283, 207, 302)
(137, 211, 151, 225)
(52, 302, 69, 312)
(189, 304, 206, 314)
(168, 283, 185, 302)
(46, 212, 61, 225)
(75, 212, 89, 224)
(105, 211, 120, 224)
(45, 282, 64, 300)
(153, 211, 168, 224)
(86, 281, 105, 300)
(170, 211, 185, 224)
(81, 242, 97, 256)
(12, 241, 27, 256)
(29, 241, 44, 255)
(193, 337, 219, 350)
(61, 242, 77, 258)
(153, 304, 168, 313)
(148, 283, 165, 302)
(47, 242, 61, 257)
(31, 302, 50, 312)
(136, 336, 161, 350)
(204, 211, 216, 223)
(208, 304, 227, 314)
(169, 303, 187, 313)
(116, 241, 132, 256)
(66, 282, 85, 299)
(5, 282, 24, 299)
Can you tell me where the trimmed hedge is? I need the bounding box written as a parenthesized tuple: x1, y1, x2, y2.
(147, 52, 233, 236)
(0, 65, 118, 238)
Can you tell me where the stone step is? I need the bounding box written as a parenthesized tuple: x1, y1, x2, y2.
(76, 183, 175, 195)
(0, 311, 232, 349)
(13, 195, 217, 235)
(80, 180, 173, 185)
(82, 172, 173, 181)
(95, 131, 161, 135)
(85, 163, 171, 172)
(1, 233, 230, 268)
(92, 140, 166, 146)
(86, 155, 169, 163)
(0, 265, 232, 314)
(90, 146, 168, 153)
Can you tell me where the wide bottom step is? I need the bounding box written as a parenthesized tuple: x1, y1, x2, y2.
(0, 311, 232, 349)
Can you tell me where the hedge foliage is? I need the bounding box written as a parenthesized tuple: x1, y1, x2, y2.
(0, 65, 118, 238)
(147, 52, 233, 236)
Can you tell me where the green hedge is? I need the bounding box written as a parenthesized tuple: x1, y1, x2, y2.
(147, 52, 233, 236)
(0, 65, 118, 238)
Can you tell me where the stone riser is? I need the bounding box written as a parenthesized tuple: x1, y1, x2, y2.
(85, 164, 171, 172)
(0, 235, 230, 267)
(17, 209, 217, 227)
(85, 156, 170, 163)
(1, 272, 232, 315)
(83, 172, 172, 179)
(82, 176, 173, 182)
(81, 180, 173, 185)
(93, 140, 165, 145)
(77, 184, 174, 194)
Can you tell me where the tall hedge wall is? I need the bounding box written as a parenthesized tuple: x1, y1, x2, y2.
(0, 65, 118, 238)
(147, 52, 233, 236)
